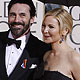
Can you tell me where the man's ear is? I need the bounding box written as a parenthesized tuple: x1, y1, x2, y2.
(30, 17, 35, 24)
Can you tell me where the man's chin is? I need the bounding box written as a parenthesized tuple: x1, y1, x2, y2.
(11, 30, 22, 37)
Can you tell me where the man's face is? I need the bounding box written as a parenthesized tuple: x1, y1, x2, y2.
(8, 3, 34, 38)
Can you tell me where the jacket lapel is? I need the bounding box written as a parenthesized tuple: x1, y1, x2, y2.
(8, 46, 39, 80)
(8, 48, 31, 80)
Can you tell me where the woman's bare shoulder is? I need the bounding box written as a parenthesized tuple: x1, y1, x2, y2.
(69, 50, 80, 80)
(69, 50, 80, 63)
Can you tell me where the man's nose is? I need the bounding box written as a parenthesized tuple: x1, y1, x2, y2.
(14, 15, 21, 22)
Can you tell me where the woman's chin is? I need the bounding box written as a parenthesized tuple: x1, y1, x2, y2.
(44, 40, 51, 44)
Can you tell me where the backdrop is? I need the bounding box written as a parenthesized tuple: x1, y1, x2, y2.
(0, 0, 80, 53)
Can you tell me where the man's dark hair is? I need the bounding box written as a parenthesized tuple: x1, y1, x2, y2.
(8, 0, 36, 17)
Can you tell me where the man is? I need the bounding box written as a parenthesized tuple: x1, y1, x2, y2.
(0, 0, 51, 80)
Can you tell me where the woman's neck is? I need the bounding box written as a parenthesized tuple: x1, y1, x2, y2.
(51, 41, 70, 55)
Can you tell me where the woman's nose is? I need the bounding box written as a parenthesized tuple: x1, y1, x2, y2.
(44, 27, 49, 33)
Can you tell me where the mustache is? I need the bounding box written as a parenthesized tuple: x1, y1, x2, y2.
(9, 22, 25, 26)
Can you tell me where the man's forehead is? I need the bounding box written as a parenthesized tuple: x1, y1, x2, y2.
(11, 3, 30, 10)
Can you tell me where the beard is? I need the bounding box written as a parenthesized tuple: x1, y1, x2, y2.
(9, 20, 30, 38)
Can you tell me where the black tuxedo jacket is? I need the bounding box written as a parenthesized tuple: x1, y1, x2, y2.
(0, 31, 51, 80)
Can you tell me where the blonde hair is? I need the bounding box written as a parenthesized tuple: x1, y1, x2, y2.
(43, 8, 73, 38)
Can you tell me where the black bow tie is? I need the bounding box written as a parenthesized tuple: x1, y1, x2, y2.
(7, 38, 21, 49)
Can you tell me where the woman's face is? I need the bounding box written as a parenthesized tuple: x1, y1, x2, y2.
(42, 16, 61, 44)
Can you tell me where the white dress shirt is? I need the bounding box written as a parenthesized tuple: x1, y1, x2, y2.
(5, 31, 30, 76)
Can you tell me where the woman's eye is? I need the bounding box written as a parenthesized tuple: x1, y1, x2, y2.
(49, 25, 54, 28)
(42, 24, 46, 28)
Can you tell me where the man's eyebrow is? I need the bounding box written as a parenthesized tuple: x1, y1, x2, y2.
(9, 12, 15, 14)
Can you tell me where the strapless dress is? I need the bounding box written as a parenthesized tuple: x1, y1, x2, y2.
(40, 70, 72, 80)
(33, 62, 72, 80)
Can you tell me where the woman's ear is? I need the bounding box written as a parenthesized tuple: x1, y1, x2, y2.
(62, 28, 69, 36)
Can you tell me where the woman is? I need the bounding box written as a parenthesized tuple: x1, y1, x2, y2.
(33, 8, 80, 80)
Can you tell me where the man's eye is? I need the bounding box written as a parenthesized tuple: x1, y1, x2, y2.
(10, 13, 15, 17)
(20, 13, 26, 17)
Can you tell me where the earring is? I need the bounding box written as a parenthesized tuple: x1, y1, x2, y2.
(59, 35, 64, 44)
